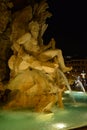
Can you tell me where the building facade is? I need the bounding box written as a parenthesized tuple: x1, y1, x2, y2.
(65, 58, 87, 78)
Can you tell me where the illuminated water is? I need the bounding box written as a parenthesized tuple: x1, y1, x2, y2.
(75, 77, 86, 93)
(58, 69, 72, 92)
(77, 80, 86, 92)
(0, 91, 87, 130)
(58, 69, 76, 103)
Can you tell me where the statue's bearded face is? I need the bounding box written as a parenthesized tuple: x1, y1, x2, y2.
(28, 21, 40, 40)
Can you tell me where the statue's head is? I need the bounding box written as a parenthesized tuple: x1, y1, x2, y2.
(28, 21, 40, 39)
(28, 21, 39, 32)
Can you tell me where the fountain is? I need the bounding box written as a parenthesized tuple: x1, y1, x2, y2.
(0, 0, 87, 130)
(74, 76, 86, 93)
(58, 69, 76, 104)
(71, 72, 87, 93)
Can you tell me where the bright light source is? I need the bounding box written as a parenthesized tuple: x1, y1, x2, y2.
(52, 123, 67, 129)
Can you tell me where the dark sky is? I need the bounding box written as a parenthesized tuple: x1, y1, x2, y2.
(43, 0, 87, 57)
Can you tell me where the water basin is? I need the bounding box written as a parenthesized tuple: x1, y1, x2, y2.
(0, 91, 87, 130)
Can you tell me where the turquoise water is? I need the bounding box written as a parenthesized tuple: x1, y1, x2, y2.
(0, 91, 87, 130)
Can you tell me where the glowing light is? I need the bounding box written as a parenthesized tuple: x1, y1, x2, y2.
(52, 123, 67, 129)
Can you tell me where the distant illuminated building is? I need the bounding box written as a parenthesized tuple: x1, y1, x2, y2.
(65, 58, 87, 78)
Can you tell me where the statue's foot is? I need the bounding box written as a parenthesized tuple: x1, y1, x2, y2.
(62, 66, 72, 73)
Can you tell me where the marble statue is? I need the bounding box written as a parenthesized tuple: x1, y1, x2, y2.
(4, 20, 72, 112)
(8, 21, 72, 77)
(0, 0, 72, 112)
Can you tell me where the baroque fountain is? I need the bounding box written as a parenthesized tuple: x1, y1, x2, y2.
(0, 0, 87, 129)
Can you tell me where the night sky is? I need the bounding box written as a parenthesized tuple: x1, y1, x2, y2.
(43, 0, 87, 57)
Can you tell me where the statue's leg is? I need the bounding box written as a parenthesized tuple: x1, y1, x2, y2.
(57, 50, 72, 73)
(38, 49, 60, 61)
(38, 49, 72, 72)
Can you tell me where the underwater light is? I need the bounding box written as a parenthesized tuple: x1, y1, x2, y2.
(52, 123, 67, 129)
